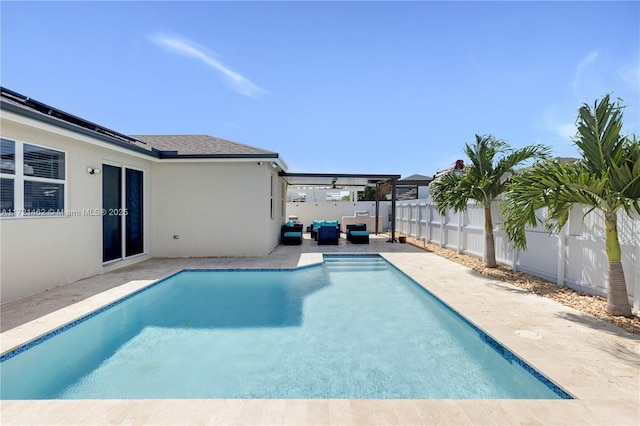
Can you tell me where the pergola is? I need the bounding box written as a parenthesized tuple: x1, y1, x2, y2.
(279, 172, 401, 242)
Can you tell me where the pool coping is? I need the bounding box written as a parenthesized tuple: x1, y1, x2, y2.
(1, 251, 639, 425)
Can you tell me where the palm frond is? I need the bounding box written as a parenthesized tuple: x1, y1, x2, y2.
(574, 94, 625, 178)
(502, 159, 604, 249)
(429, 171, 466, 215)
(493, 144, 552, 194)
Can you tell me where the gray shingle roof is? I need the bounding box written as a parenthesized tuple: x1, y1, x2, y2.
(132, 135, 277, 156)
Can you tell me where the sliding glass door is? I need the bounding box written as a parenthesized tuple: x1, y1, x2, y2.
(125, 168, 143, 257)
(102, 165, 122, 262)
(102, 165, 143, 262)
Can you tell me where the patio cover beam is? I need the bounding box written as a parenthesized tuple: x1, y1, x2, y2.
(279, 172, 400, 188)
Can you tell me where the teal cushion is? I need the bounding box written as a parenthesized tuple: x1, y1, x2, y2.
(284, 232, 302, 238)
(286, 220, 294, 227)
(351, 231, 369, 236)
(313, 220, 337, 231)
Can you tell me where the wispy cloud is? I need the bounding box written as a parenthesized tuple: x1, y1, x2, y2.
(572, 49, 600, 95)
(619, 60, 640, 93)
(151, 33, 267, 98)
(555, 122, 576, 140)
(537, 104, 580, 157)
(543, 110, 577, 144)
(538, 49, 639, 157)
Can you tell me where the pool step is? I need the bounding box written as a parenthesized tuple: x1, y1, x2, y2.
(325, 266, 388, 273)
(324, 257, 381, 263)
(324, 257, 388, 272)
(324, 259, 382, 263)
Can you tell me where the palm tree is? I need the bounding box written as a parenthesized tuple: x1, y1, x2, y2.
(430, 135, 550, 268)
(502, 94, 640, 317)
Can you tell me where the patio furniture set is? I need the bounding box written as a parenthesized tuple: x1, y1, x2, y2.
(280, 220, 370, 245)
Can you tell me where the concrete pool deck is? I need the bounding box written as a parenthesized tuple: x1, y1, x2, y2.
(1, 234, 639, 425)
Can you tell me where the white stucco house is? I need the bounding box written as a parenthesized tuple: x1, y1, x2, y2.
(0, 87, 290, 303)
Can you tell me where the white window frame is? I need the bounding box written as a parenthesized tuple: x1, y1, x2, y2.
(0, 139, 67, 218)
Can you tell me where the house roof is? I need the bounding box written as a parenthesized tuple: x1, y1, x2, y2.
(397, 173, 433, 186)
(132, 135, 277, 157)
(0, 87, 282, 163)
(400, 173, 432, 181)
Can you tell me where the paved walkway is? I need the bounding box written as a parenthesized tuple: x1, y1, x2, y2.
(2, 235, 639, 425)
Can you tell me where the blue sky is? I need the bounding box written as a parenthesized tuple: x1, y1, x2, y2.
(2, 1, 638, 178)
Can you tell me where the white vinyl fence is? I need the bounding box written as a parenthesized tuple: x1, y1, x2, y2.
(395, 196, 640, 310)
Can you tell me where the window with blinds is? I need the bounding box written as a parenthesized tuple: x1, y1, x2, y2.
(23, 144, 65, 214)
(0, 139, 66, 217)
(0, 139, 15, 215)
(0, 177, 14, 215)
(24, 144, 65, 180)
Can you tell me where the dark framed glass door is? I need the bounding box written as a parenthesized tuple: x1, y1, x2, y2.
(125, 168, 143, 257)
(102, 165, 143, 262)
(102, 164, 122, 262)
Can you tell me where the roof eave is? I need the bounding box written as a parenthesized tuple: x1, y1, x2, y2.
(156, 151, 280, 159)
(1, 99, 159, 158)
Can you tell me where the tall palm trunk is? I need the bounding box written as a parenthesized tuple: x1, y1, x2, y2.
(484, 206, 497, 268)
(604, 213, 632, 317)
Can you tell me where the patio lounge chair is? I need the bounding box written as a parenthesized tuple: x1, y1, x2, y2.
(317, 225, 340, 245)
(281, 222, 304, 245)
(349, 230, 369, 244)
(345, 223, 367, 241)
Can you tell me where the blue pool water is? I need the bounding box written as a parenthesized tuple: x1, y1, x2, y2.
(0, 255, 570, 399)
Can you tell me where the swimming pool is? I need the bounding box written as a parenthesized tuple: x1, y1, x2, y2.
(0, 254, 570, 400)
